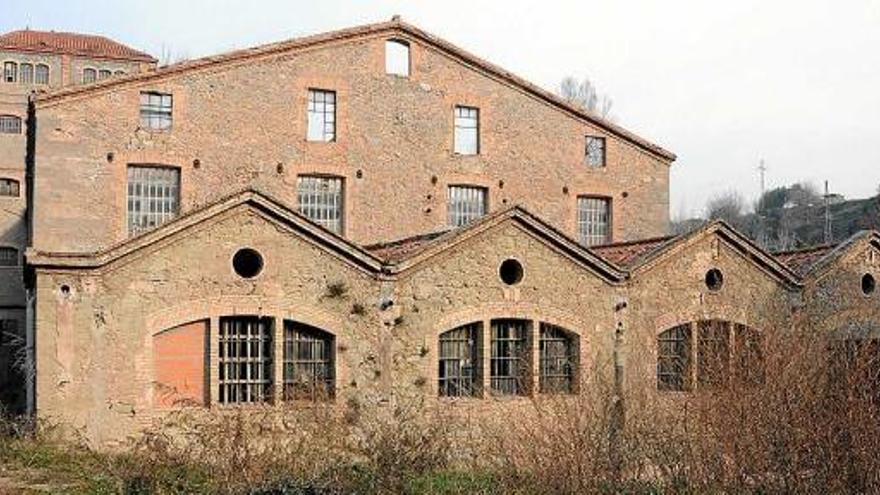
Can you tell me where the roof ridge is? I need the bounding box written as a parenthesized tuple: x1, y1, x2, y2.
(592, 235, 676, 249)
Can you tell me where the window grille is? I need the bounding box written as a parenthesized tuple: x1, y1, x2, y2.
(296, 175, 343, 234)
(0, 116, 21, 134)
(0, 179, 20, 197)
(3, 62, 16, 83)
(439, 322, 481, 397)
(82, 68, 97, 84)
(734, 324, 764, 385)
(34, 64, 49, 85)
(98, 69, 112, 80)
(539, 323, 576, 393)
(585, 136, 606, 167)
(447, 185, 487, 227)
(385, 39, 410, 76)
(218, 316, 273, 404)
(283, 321, 334, 401)
(697, 320, 730, 388)
(19, 63, 33, 84)
(658, 324, 691, 391)
(307, 89, 336, 142)
(0, 247, 18, 267)
(491, 319, 529, 395)
(454, 106, 479, 155)
(577, 196, 611, 246)
(127, 165, 180, 235)
(139, 91, 173, 130)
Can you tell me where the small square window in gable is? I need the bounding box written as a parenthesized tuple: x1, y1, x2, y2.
(385, 39, 410, 77)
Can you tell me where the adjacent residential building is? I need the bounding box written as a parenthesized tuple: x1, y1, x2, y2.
(5, 18, 878, 444)
(0, 29, 156, 411)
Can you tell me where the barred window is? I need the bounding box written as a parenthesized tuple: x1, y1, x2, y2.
(454, 106, 479, 155)
(697, 320, 731, 388)
(491, 319, 530, 395)
(577, 196, 611, 246)
(283, 321, 334, 401)
(385, 39, 410, 76)
(140, 91, 173, 130)
(439, 323, 481, 397)
(218, 316, 273, 404)
(447, 185, 487, 227)
(3, 62, 16, 83)
(658, 324, 691, 391)
(585, 136, 606, 167)
(127, 165, 180, 235)
(0, 179, 20, 197)
(98, 69, 112, 80)
(735, 324, 764, 386)
(82, 68, 97, 84)
(307, 89, 336, 142)
(19, 63, 33, 84)
(0, 247, 18, 267)
(35, 64, 49, 85)
(296, 175, 343, 234)
(0, 115, 21, 134)
(539, 323, 577, 394)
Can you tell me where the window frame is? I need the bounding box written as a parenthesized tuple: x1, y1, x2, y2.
(0, 115, 22, 135)
(296, 174, 344, 234)
(0, 178, 21, 197)
(306, 88, 337, 142)
(539, 323, 578, 394)
(218, 316, 274, 405)
(385, 38, 411, 77)
(490, 319, 531, 396)
(576, 195, 612, 246)
(453, 105, 480, 155)
(126, 164, 181, 235)
(657, 324, 692, 392)
(0, 246, 19, 267)
(282, 320, 335, 401)
(139, 91, 174, 131)
(82, 67, 97, 84)
(447, 184, 488, 227)
(3, 61, 17, 83)
(19, 63, 33, 84)
(34, 64, 49, 85)
(439, 322, 482, 398)
(585, 136, 607, 168)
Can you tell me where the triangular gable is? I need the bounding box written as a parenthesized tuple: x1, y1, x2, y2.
(372, 205, 626, 283)
(25, 189, 384, 273)
(625, 220, 802, 289)
(788, 230, 880, 280)
(33, 18, 674, 162)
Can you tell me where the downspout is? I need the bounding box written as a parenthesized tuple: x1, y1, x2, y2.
(24, 93, 37, 418)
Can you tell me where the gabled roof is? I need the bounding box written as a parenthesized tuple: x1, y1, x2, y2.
(371, 205, 627, 283)
(623, 220, 803, 289)
(776, 230, 880, 279)
(25, 189, 384, 273)
(32, 17, 674, 161)
(0, 29, 156, 62)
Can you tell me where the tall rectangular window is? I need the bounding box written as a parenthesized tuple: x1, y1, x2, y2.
(385, 39, 410, 76)
(127, 165, 180, 235)
(0, 116, 22, 134)
(658, 324, 692, 391)
(19, 63, 33, 84)
(283, 321, 335, 401)
(3, 62, 16, 83)
(82, 68, 96, 84)
(577, 196, 611, 246)
(439, 323, 482, 397)
(34, 64, 49, 85)
(218, 316, 273, 404)
(454, 106, 479, 155)
(491, 319, 530, 396)
(139, 91, 173, 130)
(586, 136, 606, 167)
(539, 323, 577, 394)
(447, 185, 487, 227)
(697, 320, 730, 388)
(307, 89, 336, 142)
(297, 175, 343, 234)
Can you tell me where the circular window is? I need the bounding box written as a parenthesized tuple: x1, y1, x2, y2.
(705, 268, 724, 291)
(499, 259, 524, 286)
(232, 248, 264, 279)
(862, 273, 876, 296)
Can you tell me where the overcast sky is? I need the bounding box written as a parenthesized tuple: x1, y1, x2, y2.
(5, 0, 879, 218)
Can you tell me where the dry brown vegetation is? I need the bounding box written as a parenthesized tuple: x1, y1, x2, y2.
(2, 330, 879, 494)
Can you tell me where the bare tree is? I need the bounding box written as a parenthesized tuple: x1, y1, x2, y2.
(558, 76, 614, 120)
(705, 191, 747, 230)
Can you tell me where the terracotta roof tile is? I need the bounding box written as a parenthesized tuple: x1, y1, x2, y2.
(591, 236, 676, 268)
(774, 244, 836, 276)
(0, 29, 156, 62)
(363, 230, 451, 263)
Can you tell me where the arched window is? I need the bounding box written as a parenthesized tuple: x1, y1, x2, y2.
(98, 69, 112, 80)
(0, 115, 21, 134)
(113, 70, 126, 76)
(385, 39, 410, 76)
(491, 319, 530, 395)
(34, 64, 49, 85)
(19, 63, 33, 84)
(0, 247, 18, 267)
(439, 322, 481, 397)
(539, 323, 578, 394)
(82, 68, 97, 84)
(3, 62, 17, 83)
(0, 179, 20, 197)
(657, 320, 762, 392)
(283, 320, 335, 401)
